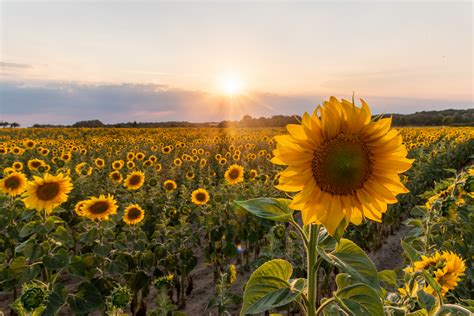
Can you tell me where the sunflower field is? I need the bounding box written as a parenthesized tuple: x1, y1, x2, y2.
(0, 98, 473, 315)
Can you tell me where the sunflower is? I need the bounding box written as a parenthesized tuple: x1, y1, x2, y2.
(409, 251, 466, 296)
(74, 200, 87, 216)
(124, 171, 145, 190)
(224, 164, 244, 185)
(22, 173, 73, 213)
(82, 194, 118, 221)
(12, 162, 23, 171)
(112, 160, 124, 170)
(164, 180, 177, 192)
(123, 204, 145, 225)
(191, 188, 210, 205)
(272, 97, 413, 235)
(249, 169, 258, 180)
(28, 159, 45, 171)
(94, 158, 105, 168)
(109, 170, 123, 183)
(0, 172, 28, 196)
(75, 162, 92, 176)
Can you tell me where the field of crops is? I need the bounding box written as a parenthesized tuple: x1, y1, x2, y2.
(0, 112, 473, 315)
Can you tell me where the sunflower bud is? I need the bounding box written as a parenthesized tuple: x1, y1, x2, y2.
(20, 284, 47, 311)
(110, 286, 132, 309)
(273, 224, 286, 239)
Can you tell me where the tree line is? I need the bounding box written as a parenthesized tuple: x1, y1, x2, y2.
(28, 108, 474, 128)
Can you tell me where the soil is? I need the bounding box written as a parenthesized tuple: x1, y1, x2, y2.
(0, 225, 409, 315)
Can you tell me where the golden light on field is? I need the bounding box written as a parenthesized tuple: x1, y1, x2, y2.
(217, 74, 244, 97)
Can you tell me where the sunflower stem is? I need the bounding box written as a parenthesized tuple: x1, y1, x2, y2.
(307, 224, 320, 316)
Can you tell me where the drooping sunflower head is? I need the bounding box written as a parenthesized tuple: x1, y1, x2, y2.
(22, 173, 73, 214)
(82, 194, 118, 221)
(0, 172, 28, 196)
(124, 171, 145, 190)
(164, 180, 177, 192)
(224, 164, 244, 185)
(123, 204, 145, 225)
(191, 188, 210, 205)
(272, 97, 414, 235)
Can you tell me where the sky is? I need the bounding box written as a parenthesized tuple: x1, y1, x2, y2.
(0, 1, 472, 126)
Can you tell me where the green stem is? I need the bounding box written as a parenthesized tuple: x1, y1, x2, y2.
(289, 216, 309, 249)
(307, 224, 320, 316)
(315, 297, 336, 316)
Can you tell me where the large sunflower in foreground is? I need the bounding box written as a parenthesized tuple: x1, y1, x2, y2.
(191, 188, 210, 205)
(123, 204, 145, 225)
(272, 97, 413, 235)
(0, 172, 28, 196)
(224, 164, 244, 185)
(23, 173, 73, 214)
(124, 171, 145, 191)
(82, 194, 118, 221)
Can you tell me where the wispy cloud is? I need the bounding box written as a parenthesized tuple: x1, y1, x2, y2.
(0, 62, 33, 69)
(1, 80, 472, 127)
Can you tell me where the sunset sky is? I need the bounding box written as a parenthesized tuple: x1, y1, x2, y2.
(1, 1, 472, 126)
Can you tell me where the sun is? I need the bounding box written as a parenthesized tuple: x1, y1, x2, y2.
(217, 74, 244, 96)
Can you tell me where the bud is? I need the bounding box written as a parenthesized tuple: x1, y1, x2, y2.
(110, 286, 132, 310)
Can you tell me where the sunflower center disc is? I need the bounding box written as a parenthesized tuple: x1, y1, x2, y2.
(89, 201, 110, 214)
(196, 192, 206, 202)
(5, 176, 20, 189)
(312, 135, 373, 195)
(127, 208, 142, 220)
(129, 175, 141, 185)
(36, 182, 60, 201)
(228, 169, 240, 180)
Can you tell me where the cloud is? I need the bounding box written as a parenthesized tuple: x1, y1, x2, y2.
(0, 80, 472, 127)
(0, 62, 33, 69)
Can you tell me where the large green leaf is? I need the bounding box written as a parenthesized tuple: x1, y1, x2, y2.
(240, 259, 301, 315)
(234, 198, 293, 222)
(335, 283, 383, 316)
(326, 238, 380, 291)
(401, 240, 421, 262)
(67, 281, 103, 314)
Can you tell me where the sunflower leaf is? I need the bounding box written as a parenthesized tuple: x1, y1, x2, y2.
(233, 198, 293, 222)
(328, 238, 381, 292)
(240, 259, 301, 315)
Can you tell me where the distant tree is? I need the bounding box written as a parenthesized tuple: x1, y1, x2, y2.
(72, 120, 105, 128)
(10, 122, 20, 128)
(0, 121, 9, 128)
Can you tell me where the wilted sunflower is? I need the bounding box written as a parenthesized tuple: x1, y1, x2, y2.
(0, 172, 28, 196)
(272, 97, 413, 234)
(123, 204, 145, 225)
(191, 188, 210, 205)
(23, 173, 73, 213)
(224, 164, 244, 185)
(164, 180, 177, 192)
(82, 194, 118, 221)
(124, 171, 145, 190)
